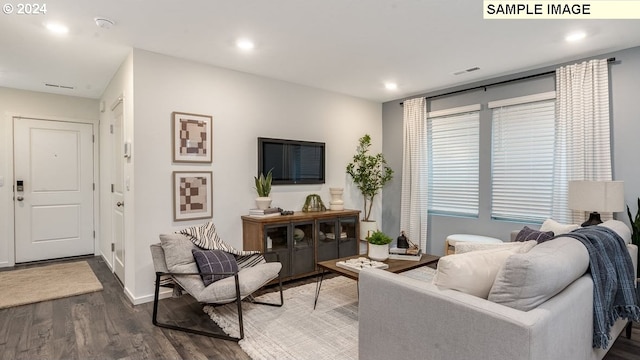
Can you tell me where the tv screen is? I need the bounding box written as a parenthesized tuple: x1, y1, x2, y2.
(258, 137, 325, 185)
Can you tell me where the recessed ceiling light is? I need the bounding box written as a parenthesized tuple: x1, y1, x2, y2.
(236, 39, 255, 51)
(565, 32, 586, 42)
(385, 83, 398, 90)
(45, 22, 69, 35)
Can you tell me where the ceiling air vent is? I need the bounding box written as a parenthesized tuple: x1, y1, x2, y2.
(453, 67, 480, 76)
(45, 83, 75, 90)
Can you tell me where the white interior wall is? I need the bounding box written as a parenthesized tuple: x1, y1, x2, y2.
(0, 87, 99, 267)
(128, 49, 382, 302)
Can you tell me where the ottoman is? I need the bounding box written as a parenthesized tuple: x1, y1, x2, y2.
(445, 234, 503, 255)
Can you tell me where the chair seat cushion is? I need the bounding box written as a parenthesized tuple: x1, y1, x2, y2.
(446, 234, 503, 246)
(192, 249, 238, 286)
(197, 262, 282, 304)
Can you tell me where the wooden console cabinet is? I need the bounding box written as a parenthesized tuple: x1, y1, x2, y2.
(242, 210, 360, 281)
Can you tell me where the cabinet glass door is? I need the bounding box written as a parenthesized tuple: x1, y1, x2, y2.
(265, 224, 290, 278)
(292, 221, 315, 276)
(338, 216, 358, 257)
(317, 219, 338, 262)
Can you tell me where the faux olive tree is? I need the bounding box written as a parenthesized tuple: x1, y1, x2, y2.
(346, 134, 393, 222)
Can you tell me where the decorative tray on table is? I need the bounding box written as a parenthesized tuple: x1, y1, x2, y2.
(336, 257, 389, 273)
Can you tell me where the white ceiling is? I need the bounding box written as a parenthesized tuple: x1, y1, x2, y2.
(1, 0, 640, 102)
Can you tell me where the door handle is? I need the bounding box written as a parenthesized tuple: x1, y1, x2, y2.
(116, 201, 124, 207)
(16, 196, 24, 201)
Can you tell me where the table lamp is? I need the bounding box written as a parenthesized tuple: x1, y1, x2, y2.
(567, 180, 624, 227)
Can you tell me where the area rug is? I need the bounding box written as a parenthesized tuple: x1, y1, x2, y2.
(205, 266, 436, 360)
(0, 261, 103, 309)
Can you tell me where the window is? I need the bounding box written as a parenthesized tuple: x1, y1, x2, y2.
(427, 105, 480, 216)
(490, 92, 556, 222)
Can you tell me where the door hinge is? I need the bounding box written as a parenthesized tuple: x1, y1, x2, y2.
(110, 124, 114, 134)
(92, 134, 95, 143)
(111, 184, 114, 193)
(111, 243, 115, 252)
(93, 230, 96, 239)
(93, 183, 95, 191)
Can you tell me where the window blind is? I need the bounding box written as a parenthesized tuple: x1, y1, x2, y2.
(491, 98, 555, 222)
(428, 110, 479, 216)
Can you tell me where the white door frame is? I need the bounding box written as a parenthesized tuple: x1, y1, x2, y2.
(6, 113, 99, 267)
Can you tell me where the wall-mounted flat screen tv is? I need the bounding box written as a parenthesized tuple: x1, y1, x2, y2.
(258, 137, 325, 185)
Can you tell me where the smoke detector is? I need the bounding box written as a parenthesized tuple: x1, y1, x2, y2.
(94, 17, 114, 29)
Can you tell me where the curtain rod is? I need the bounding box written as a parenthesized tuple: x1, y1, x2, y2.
(399, 57, 616, 105)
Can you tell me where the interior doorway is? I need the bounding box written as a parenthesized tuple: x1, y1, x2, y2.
(111, 99, 125, 283)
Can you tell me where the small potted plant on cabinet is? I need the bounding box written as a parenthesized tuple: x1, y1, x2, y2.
(367, 230, 393, 261)
(346, 134, 393, 240)
(254, 169, 273, 210)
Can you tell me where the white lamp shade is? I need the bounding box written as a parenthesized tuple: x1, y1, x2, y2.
(568, 181, 624, 212)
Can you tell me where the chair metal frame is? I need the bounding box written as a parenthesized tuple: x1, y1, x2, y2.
(152, 253, 284, 342)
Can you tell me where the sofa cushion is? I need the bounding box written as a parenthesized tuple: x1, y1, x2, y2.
(433, 247, 519, 298)
(454, 240, 537, 254)
(487, 237, 589, 311)
(539, 219, 579, 235)
(514, 226, 554, 243)
(192, 249, 238, 286)
(598, 219, 631, 244)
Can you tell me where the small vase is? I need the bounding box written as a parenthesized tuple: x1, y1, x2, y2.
(255, 197, 272, 210)
(368, 243, 389, 261)
(329, 187, 344, 210)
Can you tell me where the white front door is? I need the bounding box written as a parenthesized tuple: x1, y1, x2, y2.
(14, 118, 94, 263)
(111, 101, 125, 282)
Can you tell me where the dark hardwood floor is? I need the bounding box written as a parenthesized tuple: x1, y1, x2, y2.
(0, 256, 638, 359)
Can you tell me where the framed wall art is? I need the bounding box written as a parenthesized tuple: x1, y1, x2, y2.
(172, 112, 213, 163)
(173, 171, 213, 221)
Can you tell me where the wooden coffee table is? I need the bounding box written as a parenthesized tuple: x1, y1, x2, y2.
(313, 253, 439, 309)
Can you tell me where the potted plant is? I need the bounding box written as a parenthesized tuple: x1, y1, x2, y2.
(367, 230, 393, 261)
(254, 169, 273, 210)
(346, 134, 394, 240)
(626, 197, 640, 279)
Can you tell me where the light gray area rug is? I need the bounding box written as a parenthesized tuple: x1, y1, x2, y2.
(204, 266, 436, 360)
(0, 261, 103, 309)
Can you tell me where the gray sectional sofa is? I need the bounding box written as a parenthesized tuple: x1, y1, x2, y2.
(358, 221, 638, 360)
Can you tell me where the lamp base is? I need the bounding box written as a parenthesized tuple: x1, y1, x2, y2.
(581, 212, 603, 227)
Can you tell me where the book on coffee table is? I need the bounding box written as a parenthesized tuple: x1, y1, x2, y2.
(336, 257, 389, 273)
(388, 249, 422, 261)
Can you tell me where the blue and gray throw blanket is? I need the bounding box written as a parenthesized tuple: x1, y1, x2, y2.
(561, 226, 640, 349)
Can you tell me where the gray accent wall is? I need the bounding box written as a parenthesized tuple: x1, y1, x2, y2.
(382, 46, 640, 256)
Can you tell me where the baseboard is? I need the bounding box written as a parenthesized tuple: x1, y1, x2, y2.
(128, 288, 173, 305)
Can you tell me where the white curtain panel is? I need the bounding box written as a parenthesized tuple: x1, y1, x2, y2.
(551, 59, 613, 223)
(401, 97, 429, 252)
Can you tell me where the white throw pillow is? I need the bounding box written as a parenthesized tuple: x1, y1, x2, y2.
(433, 247, 519, 299)
(455, 240, 537, 254)
(539, 219, 579, 235)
